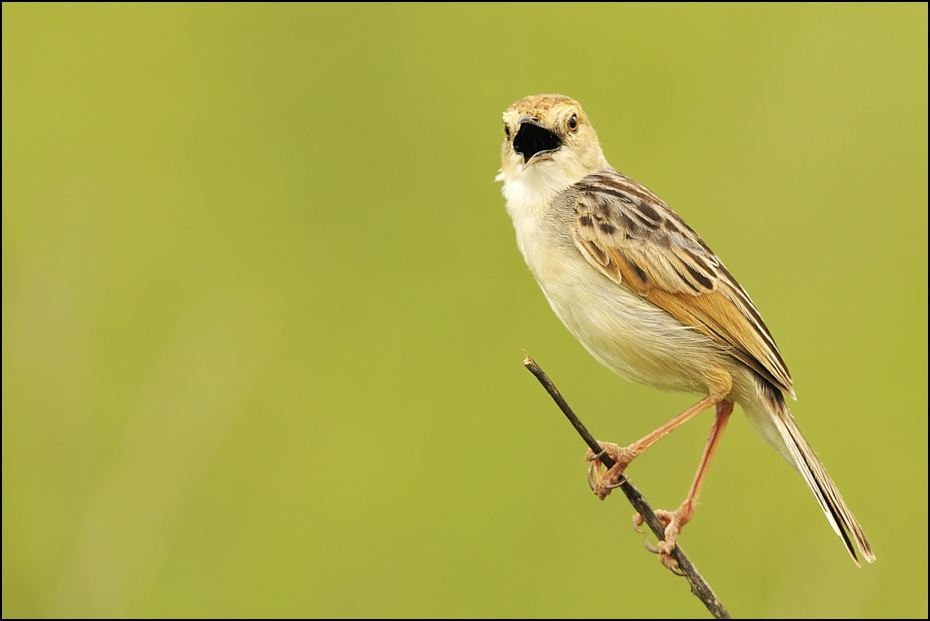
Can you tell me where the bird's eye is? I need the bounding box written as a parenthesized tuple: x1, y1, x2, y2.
(568, 114, 578, 132)
(504, 124, 511, 138)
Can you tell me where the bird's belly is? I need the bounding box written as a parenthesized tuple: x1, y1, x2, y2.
(532, 254, 722, 396)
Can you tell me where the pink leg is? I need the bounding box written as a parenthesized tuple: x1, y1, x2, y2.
(653, 400, 734, 569)
(587, 392, 727, 499)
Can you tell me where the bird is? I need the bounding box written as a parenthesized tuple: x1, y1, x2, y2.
(496, 93, 874, 568)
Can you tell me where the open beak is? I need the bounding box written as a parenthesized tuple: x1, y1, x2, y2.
(513, 115, 562, 165)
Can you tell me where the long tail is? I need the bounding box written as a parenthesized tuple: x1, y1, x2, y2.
(751, 377, 875, 565)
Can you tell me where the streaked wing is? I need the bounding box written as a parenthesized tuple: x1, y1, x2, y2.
(565, 169, 795, 397)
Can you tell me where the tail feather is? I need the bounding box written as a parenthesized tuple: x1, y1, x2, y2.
(755, 378, 875, 565)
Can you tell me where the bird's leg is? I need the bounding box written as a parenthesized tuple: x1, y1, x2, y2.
(586, 392, 725, 500)
(646, 400, 734, 570)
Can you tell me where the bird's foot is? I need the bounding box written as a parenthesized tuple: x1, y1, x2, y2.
(585, 442, 639, 500)
(632, 505, 693, 573)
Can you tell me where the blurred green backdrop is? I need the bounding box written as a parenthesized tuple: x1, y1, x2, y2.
(3, 3, 927, 618)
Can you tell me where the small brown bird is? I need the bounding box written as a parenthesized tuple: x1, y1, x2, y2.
(497, 93, 874, 568)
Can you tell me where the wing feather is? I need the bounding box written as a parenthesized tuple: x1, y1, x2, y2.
(567, 170, 795, 397)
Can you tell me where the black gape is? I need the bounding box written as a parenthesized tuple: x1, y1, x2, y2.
(513, 122, 562, 163)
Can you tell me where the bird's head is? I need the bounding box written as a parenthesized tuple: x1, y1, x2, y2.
(498, 94, 607, 195)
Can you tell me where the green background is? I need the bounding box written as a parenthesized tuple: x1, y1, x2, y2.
(3, 3, 927, 618)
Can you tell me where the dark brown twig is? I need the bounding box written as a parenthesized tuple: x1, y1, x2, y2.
(523, 354, 730, 619)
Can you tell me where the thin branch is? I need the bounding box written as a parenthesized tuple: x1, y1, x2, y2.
(523, 354, 730, 620)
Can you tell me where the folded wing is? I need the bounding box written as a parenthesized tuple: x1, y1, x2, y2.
(565, 169, 794, 397)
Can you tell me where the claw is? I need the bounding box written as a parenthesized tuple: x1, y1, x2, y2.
(632, 509, 689, 573)
(607, 477, 625, 489)
(585, 441, 638, 500)
(641, 535, 660, 554)
(632, 514, 659, 552)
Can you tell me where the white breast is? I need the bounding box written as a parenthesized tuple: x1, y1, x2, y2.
(501, 173, 725, 396)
